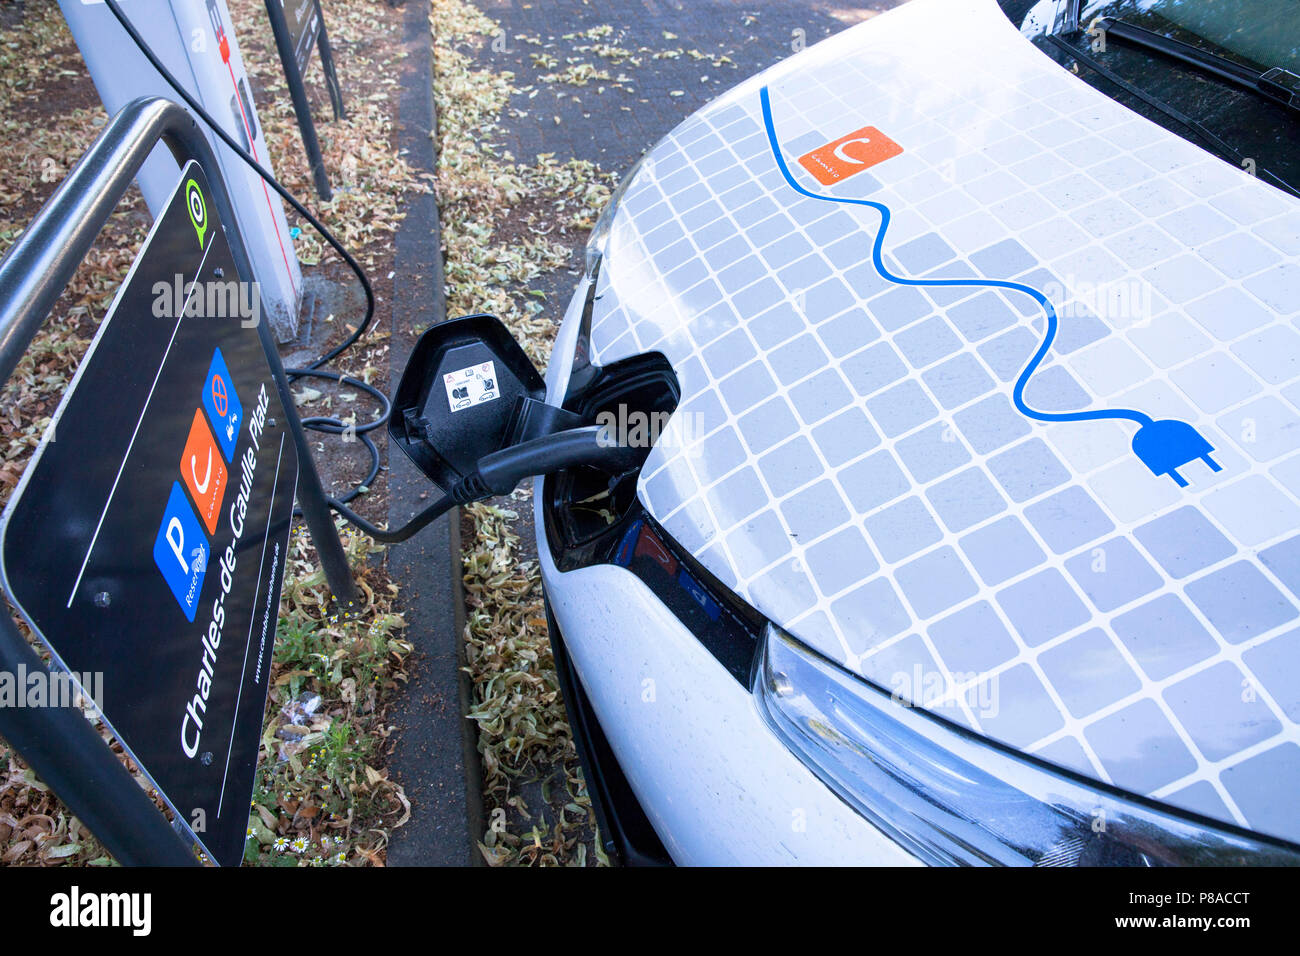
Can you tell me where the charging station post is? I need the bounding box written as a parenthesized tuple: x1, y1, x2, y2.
(58, 0, 305, 343)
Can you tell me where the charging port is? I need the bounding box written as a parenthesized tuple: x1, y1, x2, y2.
(543, 354, 679, 569)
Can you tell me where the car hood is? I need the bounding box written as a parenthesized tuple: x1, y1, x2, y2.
(586, 0, 1300, 845)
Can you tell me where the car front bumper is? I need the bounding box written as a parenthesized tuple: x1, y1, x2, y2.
(536, 537, 921, 866)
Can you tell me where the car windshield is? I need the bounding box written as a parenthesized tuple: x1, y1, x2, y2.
(1081, 0, 1300, 72)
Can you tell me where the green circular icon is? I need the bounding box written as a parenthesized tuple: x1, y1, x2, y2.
(186, 179, 208, 249)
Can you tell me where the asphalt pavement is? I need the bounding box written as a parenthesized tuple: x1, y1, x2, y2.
(479, 0, 896, 177)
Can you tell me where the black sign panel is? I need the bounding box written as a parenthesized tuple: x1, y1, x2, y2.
(0, 161, 299, 867)
(280, 0, 322, 77)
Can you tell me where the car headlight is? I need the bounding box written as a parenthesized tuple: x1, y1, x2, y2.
(754, 624, 1299, 866)
(584, 149, 654, 281)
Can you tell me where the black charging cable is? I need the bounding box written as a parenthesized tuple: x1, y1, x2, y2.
(292, 367, 390, 504)
(102, 0, 388, 513)
(103, 0, 646, 543)
(336, 426, 646, 543)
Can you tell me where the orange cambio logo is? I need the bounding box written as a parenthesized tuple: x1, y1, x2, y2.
(180, 408, 227, 535)
(798, 126, 903, 185)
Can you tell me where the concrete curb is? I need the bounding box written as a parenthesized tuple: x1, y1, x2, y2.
(384, 0, 484, 867)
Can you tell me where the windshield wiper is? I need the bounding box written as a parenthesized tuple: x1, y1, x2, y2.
(1095, 16, 1300, 114)
(1046, 32, 1300, 198)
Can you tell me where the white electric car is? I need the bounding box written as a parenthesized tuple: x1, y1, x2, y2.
(530, 0, 1300, 865)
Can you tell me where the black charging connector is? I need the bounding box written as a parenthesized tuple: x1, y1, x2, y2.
(502, 396, 585, 446)
(462, 425, 645, 500)
(335, 425, 646, 543)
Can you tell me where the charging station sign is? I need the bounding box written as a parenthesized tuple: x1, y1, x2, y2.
(279, 0, 324, 77)
(0, 161, 298, 866)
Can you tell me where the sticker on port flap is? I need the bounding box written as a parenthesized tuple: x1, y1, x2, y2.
(443, 360, 499, 412)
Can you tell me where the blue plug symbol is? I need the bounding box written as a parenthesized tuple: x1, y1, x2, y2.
(758, 86, 1225, 495)
(1131, 419, 1222, 487)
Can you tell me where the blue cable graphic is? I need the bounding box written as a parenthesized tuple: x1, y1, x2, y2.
(759, 86, 1220, 488)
